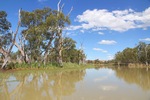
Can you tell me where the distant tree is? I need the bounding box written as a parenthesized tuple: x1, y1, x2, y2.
(137, 42, 150, 65)
(114, 42, 150, 66)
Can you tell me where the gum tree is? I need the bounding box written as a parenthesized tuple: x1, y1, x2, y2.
(0, 10, 21, 69)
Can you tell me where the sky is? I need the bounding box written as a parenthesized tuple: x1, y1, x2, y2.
(0, 0, 150, 60)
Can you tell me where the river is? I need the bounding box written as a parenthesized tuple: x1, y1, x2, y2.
(0, 67, 150, 100)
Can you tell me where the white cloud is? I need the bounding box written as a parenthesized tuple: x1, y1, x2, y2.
(66, 25, 82, 31)
(93, 48, 107, 53)
(98, 32, 104, 35)
(139, 38, 150, 41)
(68, 7, 150, 32)
(98, 40, 117, 45)
(80, 30, 85, 33)
(38, 0, 47, 2)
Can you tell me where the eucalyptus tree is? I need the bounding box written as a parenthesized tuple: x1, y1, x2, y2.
(0, 11, 11, 49)
(122, 48, 138, 64)
(115, 51, 124, 65)
(19, 6, 71, 65)
(54, 0, 72, 66)
(114, 42, 150, 66)
(0, 10, 21, 69)
(62, 37, 76, 63)
(137, 42, 150, 65)
(48, 37, 86, 64)
(0, 11, 11, 68)
(19, 8, 57, 63)
(19, 9, 45, 63)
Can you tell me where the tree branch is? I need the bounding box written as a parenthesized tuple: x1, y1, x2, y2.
(67, 6, 73, 16)
(9, 8, 22, 54)
(57, 0, 62, 12)
(60, 3, 65, 12)
(14, 41, 25, 56)
(0, 48, 8, 56)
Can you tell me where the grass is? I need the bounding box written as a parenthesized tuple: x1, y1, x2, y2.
(3, 62, 96, 71)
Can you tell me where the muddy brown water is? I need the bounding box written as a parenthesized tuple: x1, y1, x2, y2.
(0, 67, 150, 100)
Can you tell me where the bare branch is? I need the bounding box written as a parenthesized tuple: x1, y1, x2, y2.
(60, 3, 65, 12)
(67, 6, 73, 16)
(9, 8, 21, 53)
(19, 8, 22, 25)
(57, 0, 62, 12)
(14, 41, 25, 56)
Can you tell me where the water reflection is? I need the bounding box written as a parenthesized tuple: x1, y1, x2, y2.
(0, 68, 150, 100)
(112, 67, 150, 91)
(0, 70, 85, 100)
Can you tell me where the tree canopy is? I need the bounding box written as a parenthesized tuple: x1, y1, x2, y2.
(0, 7, 86, 69)
(114, 42, 150, 65)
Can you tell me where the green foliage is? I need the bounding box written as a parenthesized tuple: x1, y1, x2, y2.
(20, 7, 71, 63)
(62, 37, 77, 63)
(137, 42, 150, 64)
(0, 11, 11, 32)
(0, 11, 12, 48)
(114, 42, 150, 65)
(3, 62, 95, 70)
(0, 8, 87, 69)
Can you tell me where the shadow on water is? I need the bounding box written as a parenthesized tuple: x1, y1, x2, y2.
(0, 69, 86, 100)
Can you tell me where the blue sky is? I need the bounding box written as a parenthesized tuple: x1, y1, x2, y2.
(1, 0, 150, 60)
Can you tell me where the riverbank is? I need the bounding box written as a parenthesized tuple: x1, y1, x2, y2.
(0, 62, 97, 71)
(1, 62, 150, 72)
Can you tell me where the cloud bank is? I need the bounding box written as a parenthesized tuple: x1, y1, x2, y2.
(68, 7, 150, 32)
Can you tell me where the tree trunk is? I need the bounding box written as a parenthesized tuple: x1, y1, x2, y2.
(56, 0, 72, 67)
(14, 41, 30, 64)
(1, 57, 8, 69)
(58, 49, 63, 66)
(56, 2, 63, 67)
(43, 34, 55, 65)
(56, 30, 63, 67)
(1, 54, 11, 69)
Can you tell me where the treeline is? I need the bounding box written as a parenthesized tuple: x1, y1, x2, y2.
(86, 59, 110, 64)
(114, 42, 150, 66)
(0, 3, 85, 69)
